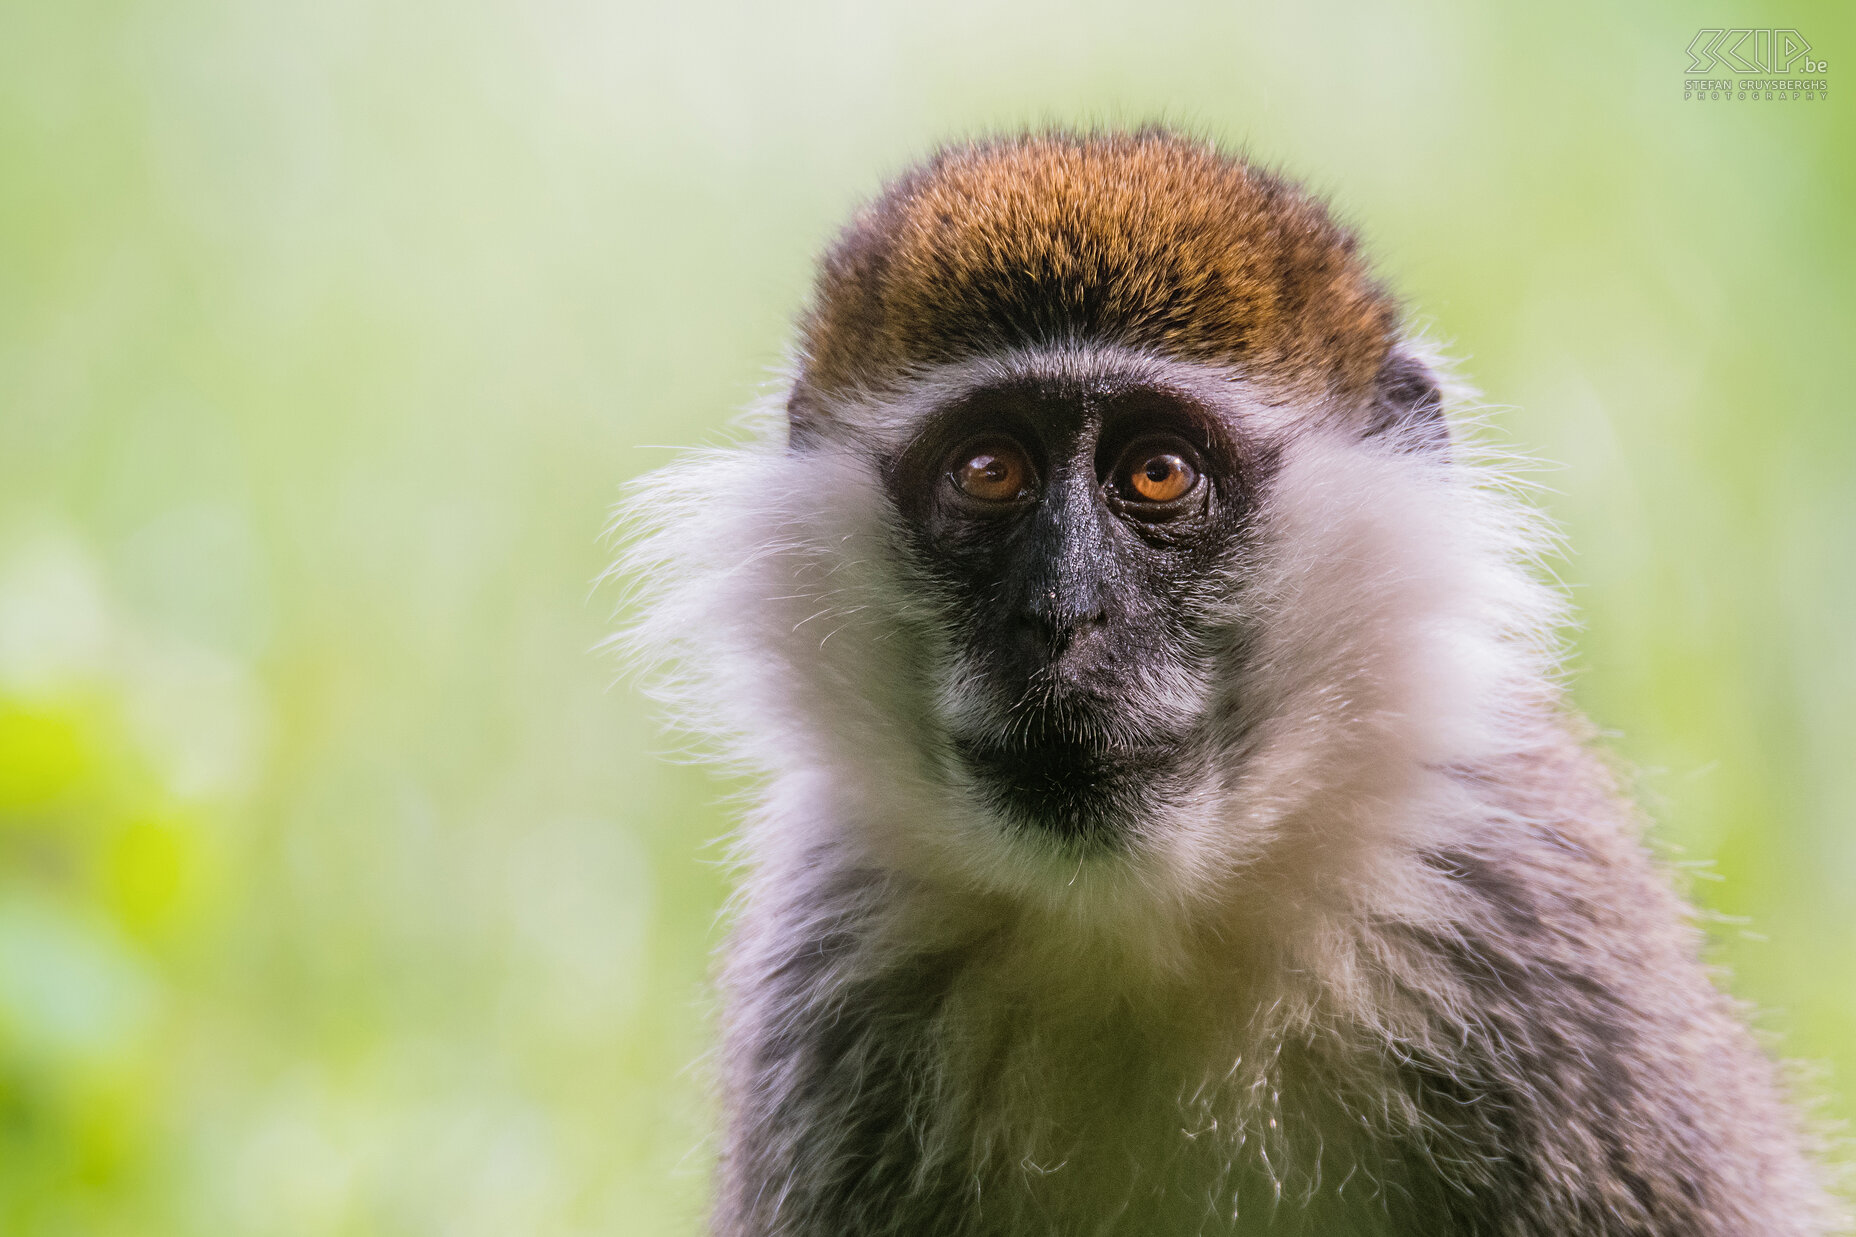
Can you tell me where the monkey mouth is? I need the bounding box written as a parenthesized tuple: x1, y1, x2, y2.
(940, 650, 1203, 840)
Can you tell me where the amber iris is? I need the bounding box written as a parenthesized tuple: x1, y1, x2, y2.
(1127, 450, 1196, 503)
(952, 441, 1031, 502)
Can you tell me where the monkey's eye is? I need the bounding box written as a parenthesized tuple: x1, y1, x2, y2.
(948, 438, 1035, 504)
(1111, 438, 1202, 511)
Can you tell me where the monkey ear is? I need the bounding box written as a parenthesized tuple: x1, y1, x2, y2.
(1364, 348, 1448, 452)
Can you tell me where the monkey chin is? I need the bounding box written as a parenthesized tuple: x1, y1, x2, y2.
(951, 725, 1192, 847)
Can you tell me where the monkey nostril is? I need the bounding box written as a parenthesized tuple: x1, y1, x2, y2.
(1007, 613, 1057, 659)
(1009, 605, 1107, 663)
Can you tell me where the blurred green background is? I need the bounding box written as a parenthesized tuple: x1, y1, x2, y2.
(0, 1, 1850, 1232)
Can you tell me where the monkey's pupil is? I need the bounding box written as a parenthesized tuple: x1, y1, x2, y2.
(1145, 461, 1170, 482)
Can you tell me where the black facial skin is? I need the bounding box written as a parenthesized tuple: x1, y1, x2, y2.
(883, 371, 1265, 844)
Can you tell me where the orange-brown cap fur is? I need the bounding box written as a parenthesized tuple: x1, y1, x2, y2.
(793, 130, 1402, 422)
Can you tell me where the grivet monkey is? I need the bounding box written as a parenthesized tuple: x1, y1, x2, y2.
(621, 129, 1842, 1235)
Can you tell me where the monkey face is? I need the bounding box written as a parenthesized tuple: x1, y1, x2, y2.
(882, 361, 1265, 843)
(628, 132, 1518, 911)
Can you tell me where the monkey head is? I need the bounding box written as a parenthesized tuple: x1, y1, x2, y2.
(628, 131, 1537, 903)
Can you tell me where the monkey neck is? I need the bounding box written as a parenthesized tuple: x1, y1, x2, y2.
(733, 837, 1449, 1235)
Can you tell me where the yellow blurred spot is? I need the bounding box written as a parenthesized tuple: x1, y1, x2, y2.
(104, 817, 198, 939)
(0, 707, 90, 812)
